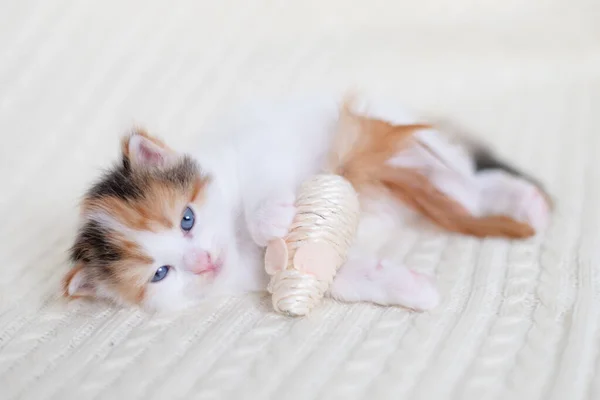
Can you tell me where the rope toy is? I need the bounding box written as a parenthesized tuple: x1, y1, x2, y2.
(264, 174, 360, 316)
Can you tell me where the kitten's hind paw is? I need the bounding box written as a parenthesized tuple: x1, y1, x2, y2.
(516, 186, 551, 233)
(331, 258, 441, 311)
(384, 263, 441, 311)
(477, 170, 552, 234)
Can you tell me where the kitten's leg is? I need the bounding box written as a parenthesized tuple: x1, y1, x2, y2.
(386, 128, 551, 237)
(328, 255, 440, 311)
(469, 140, 551, 230)
(475, 169, 551, 232)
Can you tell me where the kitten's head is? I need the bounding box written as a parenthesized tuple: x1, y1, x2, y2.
(64, 130, 231, 311)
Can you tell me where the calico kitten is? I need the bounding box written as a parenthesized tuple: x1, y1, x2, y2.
(63, 97, 551, 312)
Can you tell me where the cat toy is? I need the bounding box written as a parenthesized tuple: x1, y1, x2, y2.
(264, 174, 360, 317)
(264, 100, 364, 317)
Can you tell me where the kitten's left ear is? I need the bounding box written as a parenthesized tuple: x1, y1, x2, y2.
(62, 264, 97, 298)
(121, 129, 176, 170)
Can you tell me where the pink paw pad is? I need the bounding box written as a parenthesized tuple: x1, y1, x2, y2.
(380, 261, 440, 311)
(402, 271, 440, 311)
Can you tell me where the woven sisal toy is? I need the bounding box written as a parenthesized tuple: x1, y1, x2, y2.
(264, 174, 360, 316)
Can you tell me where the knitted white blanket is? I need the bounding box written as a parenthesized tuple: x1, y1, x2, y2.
(1, 1, 599, 399)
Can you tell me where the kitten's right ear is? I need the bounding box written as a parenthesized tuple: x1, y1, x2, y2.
(121, 129, 175, 170)
(62, 264, 97, 298)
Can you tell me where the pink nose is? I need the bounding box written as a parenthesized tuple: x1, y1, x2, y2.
(184, 251, 214, 274)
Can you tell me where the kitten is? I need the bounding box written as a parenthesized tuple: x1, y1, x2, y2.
(63, 96, 551, 312)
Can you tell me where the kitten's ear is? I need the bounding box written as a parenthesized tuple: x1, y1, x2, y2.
(121, 129, 175, 170)
(63, 264, 97, 298)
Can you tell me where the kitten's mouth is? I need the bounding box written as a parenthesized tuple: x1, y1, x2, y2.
(201, 257, 224, 278)
(187, 251, 224, 277)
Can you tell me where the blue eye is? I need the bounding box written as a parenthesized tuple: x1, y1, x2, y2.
(181, 206, 195, 232)
(151, 265, 170, 282)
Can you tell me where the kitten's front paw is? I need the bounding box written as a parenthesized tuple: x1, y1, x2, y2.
(248, 193, 297, 247)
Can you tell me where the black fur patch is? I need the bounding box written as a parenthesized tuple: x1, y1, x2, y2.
(153, 156, 199, 190)
(472, 146, 544, 190)
(70, 220, 122, 274)
(87, 163, 143, 201)
(473, 147, 524, 177)
(86, 156, 199, 202)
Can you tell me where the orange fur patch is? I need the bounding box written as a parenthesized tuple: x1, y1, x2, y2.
(119, 236, 154, 264)
(191, 176, 209, 203)
(103, 232, 152, 303)
(332, 106, 429, 188)
(112, 261, 150, 303)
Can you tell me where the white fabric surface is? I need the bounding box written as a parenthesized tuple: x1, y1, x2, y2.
(1, 1, 600, 399)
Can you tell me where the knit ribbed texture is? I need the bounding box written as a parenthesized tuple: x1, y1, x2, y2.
(1, 1, 599, 399)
